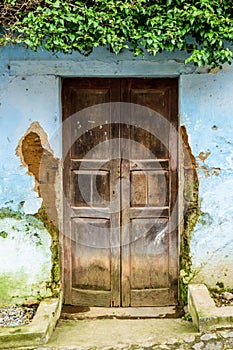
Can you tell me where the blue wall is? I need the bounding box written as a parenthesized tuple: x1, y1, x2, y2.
(180, 69, 233, 285)
(0, 45, 233, 302)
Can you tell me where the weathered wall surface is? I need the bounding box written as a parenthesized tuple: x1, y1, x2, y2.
(0, 55, 61, 303)
(180, 68, 233, 288)
(0, 45, 233, 303)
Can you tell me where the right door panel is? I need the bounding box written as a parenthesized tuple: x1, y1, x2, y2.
(120, 79, 178, 306)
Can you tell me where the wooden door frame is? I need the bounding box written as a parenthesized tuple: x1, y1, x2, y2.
(60, 77, 182, 306)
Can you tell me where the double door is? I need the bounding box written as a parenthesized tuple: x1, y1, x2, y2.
(62, 78, 178, 306)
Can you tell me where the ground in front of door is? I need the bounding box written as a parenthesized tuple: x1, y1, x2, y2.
(15, 318, 233, 350)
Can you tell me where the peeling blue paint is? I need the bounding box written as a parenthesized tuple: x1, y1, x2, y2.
(180, 69, 233, 287)
(0, 45, 233, 301)
(0, 74, 60, 213)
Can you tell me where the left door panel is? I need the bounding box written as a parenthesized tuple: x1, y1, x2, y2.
(62, 79, 121, 306)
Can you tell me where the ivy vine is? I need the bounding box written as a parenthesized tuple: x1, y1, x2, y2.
(0, 0, 233, 67)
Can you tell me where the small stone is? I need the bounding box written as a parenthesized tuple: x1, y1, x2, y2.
(203, 342, 223, 350)
(213, 292, 220, 298)
(192, 341, 204, 350)
(225, 338, 233, 347)
(200, 333, 217, 341)
(159, 342, 171, 349)
(183, 335, 196, 343)
(220, 331, 233, 338)
(140, 341, 153, 347)
(23, 299, 40, 307)
(223, 292, 233, 300)
(166, 338, 178, 345)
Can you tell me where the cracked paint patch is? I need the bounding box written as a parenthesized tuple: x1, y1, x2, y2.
(198, 151, 211, 163)
(16, 122, 60, 227)
(200, 165, 221, 178)
(15, 121, 61, 298)
(197, 150, 221, 178)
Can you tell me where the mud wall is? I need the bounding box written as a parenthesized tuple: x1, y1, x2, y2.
(0, 45, 233, 303)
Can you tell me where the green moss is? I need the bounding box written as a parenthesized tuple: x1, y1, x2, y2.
(0, 207, 45, 247)
(198, 210, 213, 226)
(216, 281, 225, 289)
(0, 207, 24, 220)
(0, 207, 44, 230)
(180, 178, 200, 307)
(0, 205, 60, 299)
(179, 127, 200, 307)
(0, 231, 8, 238)
(0, 272, 29, 304)
(35, 204, 60, 296)
(180, 196, 214, 306)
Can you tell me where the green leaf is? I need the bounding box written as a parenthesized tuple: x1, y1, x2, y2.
(0, 0, 232, 67)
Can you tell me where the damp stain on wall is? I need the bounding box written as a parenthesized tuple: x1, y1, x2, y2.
(0, 206, 52, 303)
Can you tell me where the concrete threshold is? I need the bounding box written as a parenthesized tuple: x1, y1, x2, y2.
(188, 284, 233, 331)
(46, 317, 197, 349)
(61, 305, 179, 320)
(0, 297, 62, 349)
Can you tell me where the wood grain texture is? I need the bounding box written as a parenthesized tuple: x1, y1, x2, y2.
(71, 288, 111, 307)
(62, 78, 178, 307)
(131, 288, 171, 307)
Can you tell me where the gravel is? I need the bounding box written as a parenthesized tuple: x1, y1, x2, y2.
(0, 302, 38, 327)
(211, 290, 233, 307)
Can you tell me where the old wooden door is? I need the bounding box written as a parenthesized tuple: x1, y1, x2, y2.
(62, 78, 178, 307)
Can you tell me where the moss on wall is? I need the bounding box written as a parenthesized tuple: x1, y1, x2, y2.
(35, 205, 60, 296)
(0, 205, 59, 303)
(0, 231, 8, 238)
(0, 207, 45, 246)
(180, 126, 200, 306)
(0, 206, 54, 303)
(0, 272, 29, 304)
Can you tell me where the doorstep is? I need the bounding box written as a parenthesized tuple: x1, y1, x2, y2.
(0, 296, 62, 349)
(46, 317, 198, 349)
(61, 305, 180, 320)
(188, 283, 233, 331)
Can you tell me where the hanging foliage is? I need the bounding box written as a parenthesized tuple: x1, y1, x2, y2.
(0, 0, 233, 67)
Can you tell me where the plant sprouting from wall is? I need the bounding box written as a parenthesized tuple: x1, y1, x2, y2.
(0, 0, 233, 67)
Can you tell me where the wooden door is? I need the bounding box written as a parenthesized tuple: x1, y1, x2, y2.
(62, 78, 178, 307)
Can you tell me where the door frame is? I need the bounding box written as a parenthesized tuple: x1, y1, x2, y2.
(60, 76, 182, 306)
